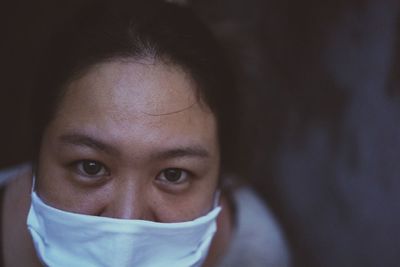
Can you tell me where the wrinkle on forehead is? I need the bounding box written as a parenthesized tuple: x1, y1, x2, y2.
(139, 100, 198, 116)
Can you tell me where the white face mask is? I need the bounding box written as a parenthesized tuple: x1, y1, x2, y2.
(27, 191, 221, 267)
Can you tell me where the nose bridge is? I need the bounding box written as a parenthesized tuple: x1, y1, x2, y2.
(105, 178, 148, 220)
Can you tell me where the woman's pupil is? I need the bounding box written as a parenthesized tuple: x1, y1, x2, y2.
(83, 161, 101, 175)
(165, 169, 182, 182)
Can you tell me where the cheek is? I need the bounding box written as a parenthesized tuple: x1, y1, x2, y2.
(171, 155, 220, 220)
(36, 170, 112, 216)
(152, 172, 219, 222)
(36, 144, 110, 214)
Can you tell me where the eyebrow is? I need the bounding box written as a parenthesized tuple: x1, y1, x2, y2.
(150, 146, 210, 160)
(59, 133, 119, 155)
(58, 133, 210, 160)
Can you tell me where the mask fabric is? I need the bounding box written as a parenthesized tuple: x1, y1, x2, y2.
(27, 191, 221, 267)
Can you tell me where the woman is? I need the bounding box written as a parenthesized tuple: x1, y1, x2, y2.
(0, 0, 290, 266)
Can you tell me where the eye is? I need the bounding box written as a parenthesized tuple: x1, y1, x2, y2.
(157, 168, 189, 184)
(75, 160, 109, 177)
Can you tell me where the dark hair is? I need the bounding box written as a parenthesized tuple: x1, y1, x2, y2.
(31, 0, 238, 174)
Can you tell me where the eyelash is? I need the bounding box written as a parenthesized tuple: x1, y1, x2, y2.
(73, 160, 110, 178)
(155, 168, 191, 185)
(70, 160, 192, 186)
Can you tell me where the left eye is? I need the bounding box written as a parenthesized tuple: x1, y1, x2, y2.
(157, 168, 189, 184)
(75, 160, 109, 177)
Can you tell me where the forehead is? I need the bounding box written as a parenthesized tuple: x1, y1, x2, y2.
(62, 59, 202, 116)
(48, 60, 218, 157)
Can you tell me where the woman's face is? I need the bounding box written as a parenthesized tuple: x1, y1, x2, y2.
(36, 59, 220, 222)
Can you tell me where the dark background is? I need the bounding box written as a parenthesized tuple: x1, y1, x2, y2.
(2, 0, 400, 266)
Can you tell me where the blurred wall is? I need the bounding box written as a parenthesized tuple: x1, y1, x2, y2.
(193, 0, 400, 266)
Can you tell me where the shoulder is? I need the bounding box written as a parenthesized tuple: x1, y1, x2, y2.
(0, 163, 31, 186)
(218, 186, 292, 267)
(0, 163, 33, 215)
(1, 163, 33, 212)
(1, 163, 40, 267)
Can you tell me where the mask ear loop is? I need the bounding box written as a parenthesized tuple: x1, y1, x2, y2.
(31, 174, 36, 193)
(31, 162, 38, 193)
(213, 190, 221, 208)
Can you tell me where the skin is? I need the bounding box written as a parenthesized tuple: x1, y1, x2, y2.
(2, 59, 233, 266)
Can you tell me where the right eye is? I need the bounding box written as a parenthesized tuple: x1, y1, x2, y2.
(75, 160, 109, 177)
